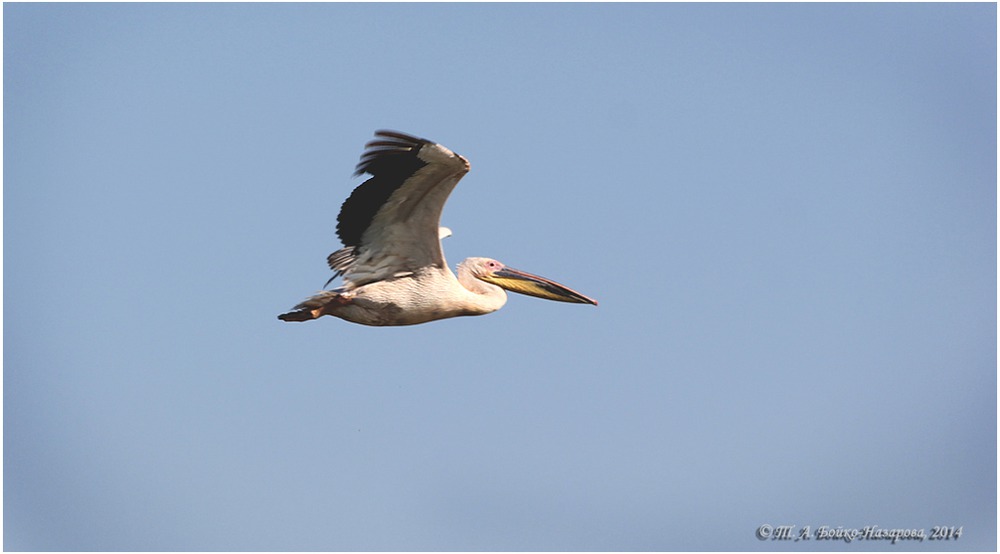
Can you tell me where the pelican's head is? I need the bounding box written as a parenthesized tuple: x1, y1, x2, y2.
(462, 257, 598, 305)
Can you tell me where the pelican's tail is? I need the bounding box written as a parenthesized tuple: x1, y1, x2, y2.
(277, 309, 318, 322)
(278, 290, 345, 322)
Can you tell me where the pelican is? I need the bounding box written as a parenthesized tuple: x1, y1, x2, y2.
(278, 130, 597, 326)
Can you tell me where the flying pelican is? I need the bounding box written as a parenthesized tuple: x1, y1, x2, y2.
(278, 130, 597, 326)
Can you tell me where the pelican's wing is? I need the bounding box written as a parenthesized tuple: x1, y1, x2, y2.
(324, 226, 454, 288)
(334, 130, 470, 288)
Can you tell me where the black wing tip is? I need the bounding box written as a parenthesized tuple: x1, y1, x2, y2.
(372, 129, 428, 143)
(353, 130, 433, 177)
(354, 129, 433, 177)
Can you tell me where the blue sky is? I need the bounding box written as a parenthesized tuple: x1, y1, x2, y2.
(4, 3, 996, 551)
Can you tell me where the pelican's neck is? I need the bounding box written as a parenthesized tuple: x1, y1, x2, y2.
(456, 260, 508, 315)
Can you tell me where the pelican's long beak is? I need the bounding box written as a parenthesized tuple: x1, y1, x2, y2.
(483, 266, 598, 305)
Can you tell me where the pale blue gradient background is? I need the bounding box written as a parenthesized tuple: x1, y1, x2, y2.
(4, 3, 996, 551)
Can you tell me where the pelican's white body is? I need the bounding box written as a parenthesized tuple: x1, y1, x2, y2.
(301, 261, 507, 326)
